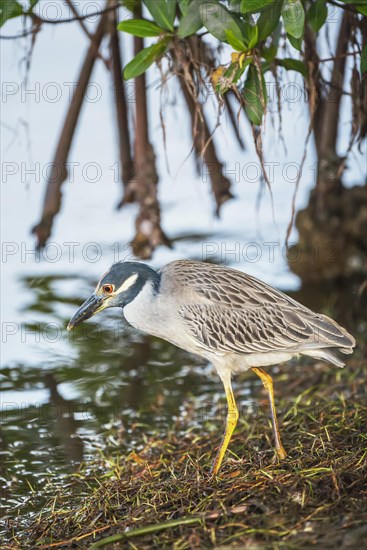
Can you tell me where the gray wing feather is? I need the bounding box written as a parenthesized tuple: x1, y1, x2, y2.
(162, 260, 355, 355)
(179, 303, 340, 355)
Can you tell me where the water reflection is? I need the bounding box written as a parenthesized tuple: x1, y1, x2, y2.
(43, 373, 84, 464)
(1, 273, 216, 514)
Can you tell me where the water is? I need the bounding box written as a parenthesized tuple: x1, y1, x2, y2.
(1, 3, 365, 526)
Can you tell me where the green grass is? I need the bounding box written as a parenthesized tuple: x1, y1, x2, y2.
(6, 360, 367, 549)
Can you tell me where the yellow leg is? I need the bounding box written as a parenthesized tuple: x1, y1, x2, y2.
(252, 367, 286, 459)
(211, 372, 239, 475)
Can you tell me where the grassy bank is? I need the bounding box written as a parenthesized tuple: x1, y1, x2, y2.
(5, 359, 367, 549)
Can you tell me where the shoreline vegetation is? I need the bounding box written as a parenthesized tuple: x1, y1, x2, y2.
(5, 359, 366, 549)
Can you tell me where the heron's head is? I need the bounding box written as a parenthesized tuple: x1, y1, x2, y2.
(67, 261, 159, 330)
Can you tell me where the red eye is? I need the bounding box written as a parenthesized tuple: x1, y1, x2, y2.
(102, 284, 114, 294)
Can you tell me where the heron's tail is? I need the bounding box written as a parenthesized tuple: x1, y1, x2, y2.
(302, 349, 349, 368)
(302, 313, 355, 368)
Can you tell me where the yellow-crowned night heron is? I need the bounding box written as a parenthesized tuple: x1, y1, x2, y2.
(67, 260, 355, 474)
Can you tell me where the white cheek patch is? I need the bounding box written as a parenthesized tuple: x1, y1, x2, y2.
(114, 273, 139, 295)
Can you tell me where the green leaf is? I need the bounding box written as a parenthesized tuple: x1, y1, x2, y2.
(143, 0, 176, 31)
(200, 1, 243, 42)
(287, 32, 302, 50)
(257, 2, 282, 42)
(166, 0, 177, 25)
(355, 4, 367, 14)
(241, 18, 258, 48)
(226, 29, 247, 50)
(179, 0, 191, 16)
(262, 44, 277, 60)
(307, 0, 327, 32)
(121, 0, 136, 12)
(243, 64, 267, 125)
(117, 19, 164, 37)
(278, 57, 308, 76)
(123, 40, 168, 79)
(282, 0, 305, 39)
(262, 19, 282, 58)
(178, 9, 202, 37)
(361, 45, 367, 74)
(0, 0, 23, 27)
(241, 0, 276, 14)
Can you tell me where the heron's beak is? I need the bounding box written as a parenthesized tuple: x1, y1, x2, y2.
(67, 294, 107, 331)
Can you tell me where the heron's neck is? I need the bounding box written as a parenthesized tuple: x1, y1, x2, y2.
(136, 264, 161, 295)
